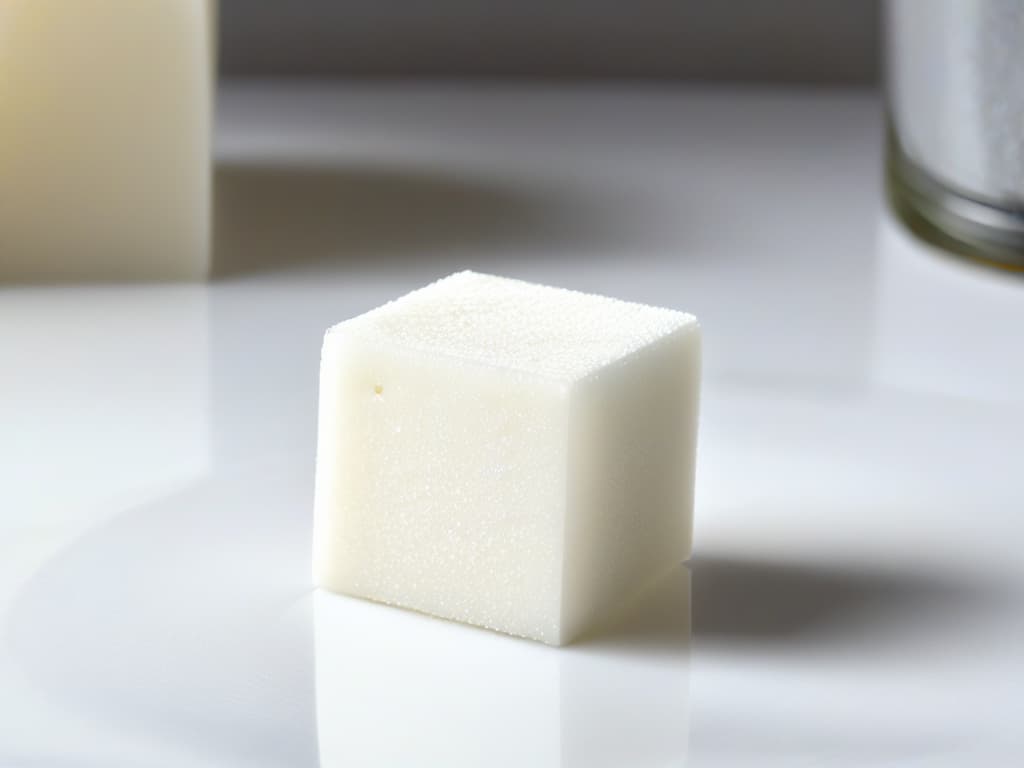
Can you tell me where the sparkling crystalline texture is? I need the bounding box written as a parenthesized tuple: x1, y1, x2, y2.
(314, 271, 701, 645)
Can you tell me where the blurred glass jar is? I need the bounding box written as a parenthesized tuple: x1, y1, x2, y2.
(886, 0, 1024, 268)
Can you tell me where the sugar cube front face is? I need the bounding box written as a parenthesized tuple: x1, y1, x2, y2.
(314, 271, 700, 645)
(0, 0, 215, 281)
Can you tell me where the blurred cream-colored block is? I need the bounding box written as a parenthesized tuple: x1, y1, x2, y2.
(0, 1, 216, 281)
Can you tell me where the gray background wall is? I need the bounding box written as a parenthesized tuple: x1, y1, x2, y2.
(220, 1, 880, 84)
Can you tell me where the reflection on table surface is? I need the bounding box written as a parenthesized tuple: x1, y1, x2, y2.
(315, 567, 690, 768)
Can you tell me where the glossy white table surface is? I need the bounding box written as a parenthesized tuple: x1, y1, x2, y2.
(2, 83, 1023, 767)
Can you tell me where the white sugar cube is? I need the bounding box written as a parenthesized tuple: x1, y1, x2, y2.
(314, 271, 700, 645)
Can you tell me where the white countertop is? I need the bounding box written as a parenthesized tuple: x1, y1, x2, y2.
(2, 83, 1023, 767)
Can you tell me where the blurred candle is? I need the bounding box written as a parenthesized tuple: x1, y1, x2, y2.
(0, 1, 216, 281)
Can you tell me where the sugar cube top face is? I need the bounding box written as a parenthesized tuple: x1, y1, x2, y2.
(315, 271, 700, 645)
(350, 270, 693, 382)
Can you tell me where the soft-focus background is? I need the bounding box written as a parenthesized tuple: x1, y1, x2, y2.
(218, 0, 880, 82)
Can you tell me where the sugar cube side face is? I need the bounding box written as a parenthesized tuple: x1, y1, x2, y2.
(314, 329, 570, 645)
(0, 0, 215, 281)
(561, 324, 700, 642)
(314, 272, 700, 645)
